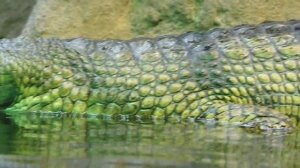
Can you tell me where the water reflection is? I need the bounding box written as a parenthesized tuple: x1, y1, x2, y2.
(0, 112, 299, 168)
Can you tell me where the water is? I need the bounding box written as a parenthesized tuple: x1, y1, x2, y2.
(0, 112, 298, 168)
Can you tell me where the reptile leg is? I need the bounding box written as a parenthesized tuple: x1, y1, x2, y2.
(198, 102, 292, 131)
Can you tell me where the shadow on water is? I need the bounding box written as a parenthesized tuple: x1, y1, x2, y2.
(0, 111, 299, 168)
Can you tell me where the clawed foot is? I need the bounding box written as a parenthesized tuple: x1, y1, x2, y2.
(198, 103, 294, 132)
(241, 116, 293, 132)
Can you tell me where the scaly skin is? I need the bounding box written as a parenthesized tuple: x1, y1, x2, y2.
(1, 20, 300, 130)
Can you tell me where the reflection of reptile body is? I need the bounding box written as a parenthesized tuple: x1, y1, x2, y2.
(1, 115, 297, 168)
(1, 21, 300, 130)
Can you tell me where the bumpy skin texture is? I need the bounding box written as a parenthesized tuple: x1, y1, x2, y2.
(1, 20, 300, 130)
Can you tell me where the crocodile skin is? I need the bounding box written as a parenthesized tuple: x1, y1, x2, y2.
(1, 20, 300, 129)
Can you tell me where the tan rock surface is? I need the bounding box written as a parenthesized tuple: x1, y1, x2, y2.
(22, 0, 133, 40)
(22, 0, 300, 40)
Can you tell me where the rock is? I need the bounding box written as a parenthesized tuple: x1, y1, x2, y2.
(0, 0, 36, 38)
(22, 0, 132, 40)
(196, 0, 300, 30)
(7, 0, 300, 40)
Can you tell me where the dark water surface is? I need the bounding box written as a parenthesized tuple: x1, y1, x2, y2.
(0, 112, 299, 168)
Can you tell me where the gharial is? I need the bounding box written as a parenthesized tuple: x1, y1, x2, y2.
(1, 20, 300, 131)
